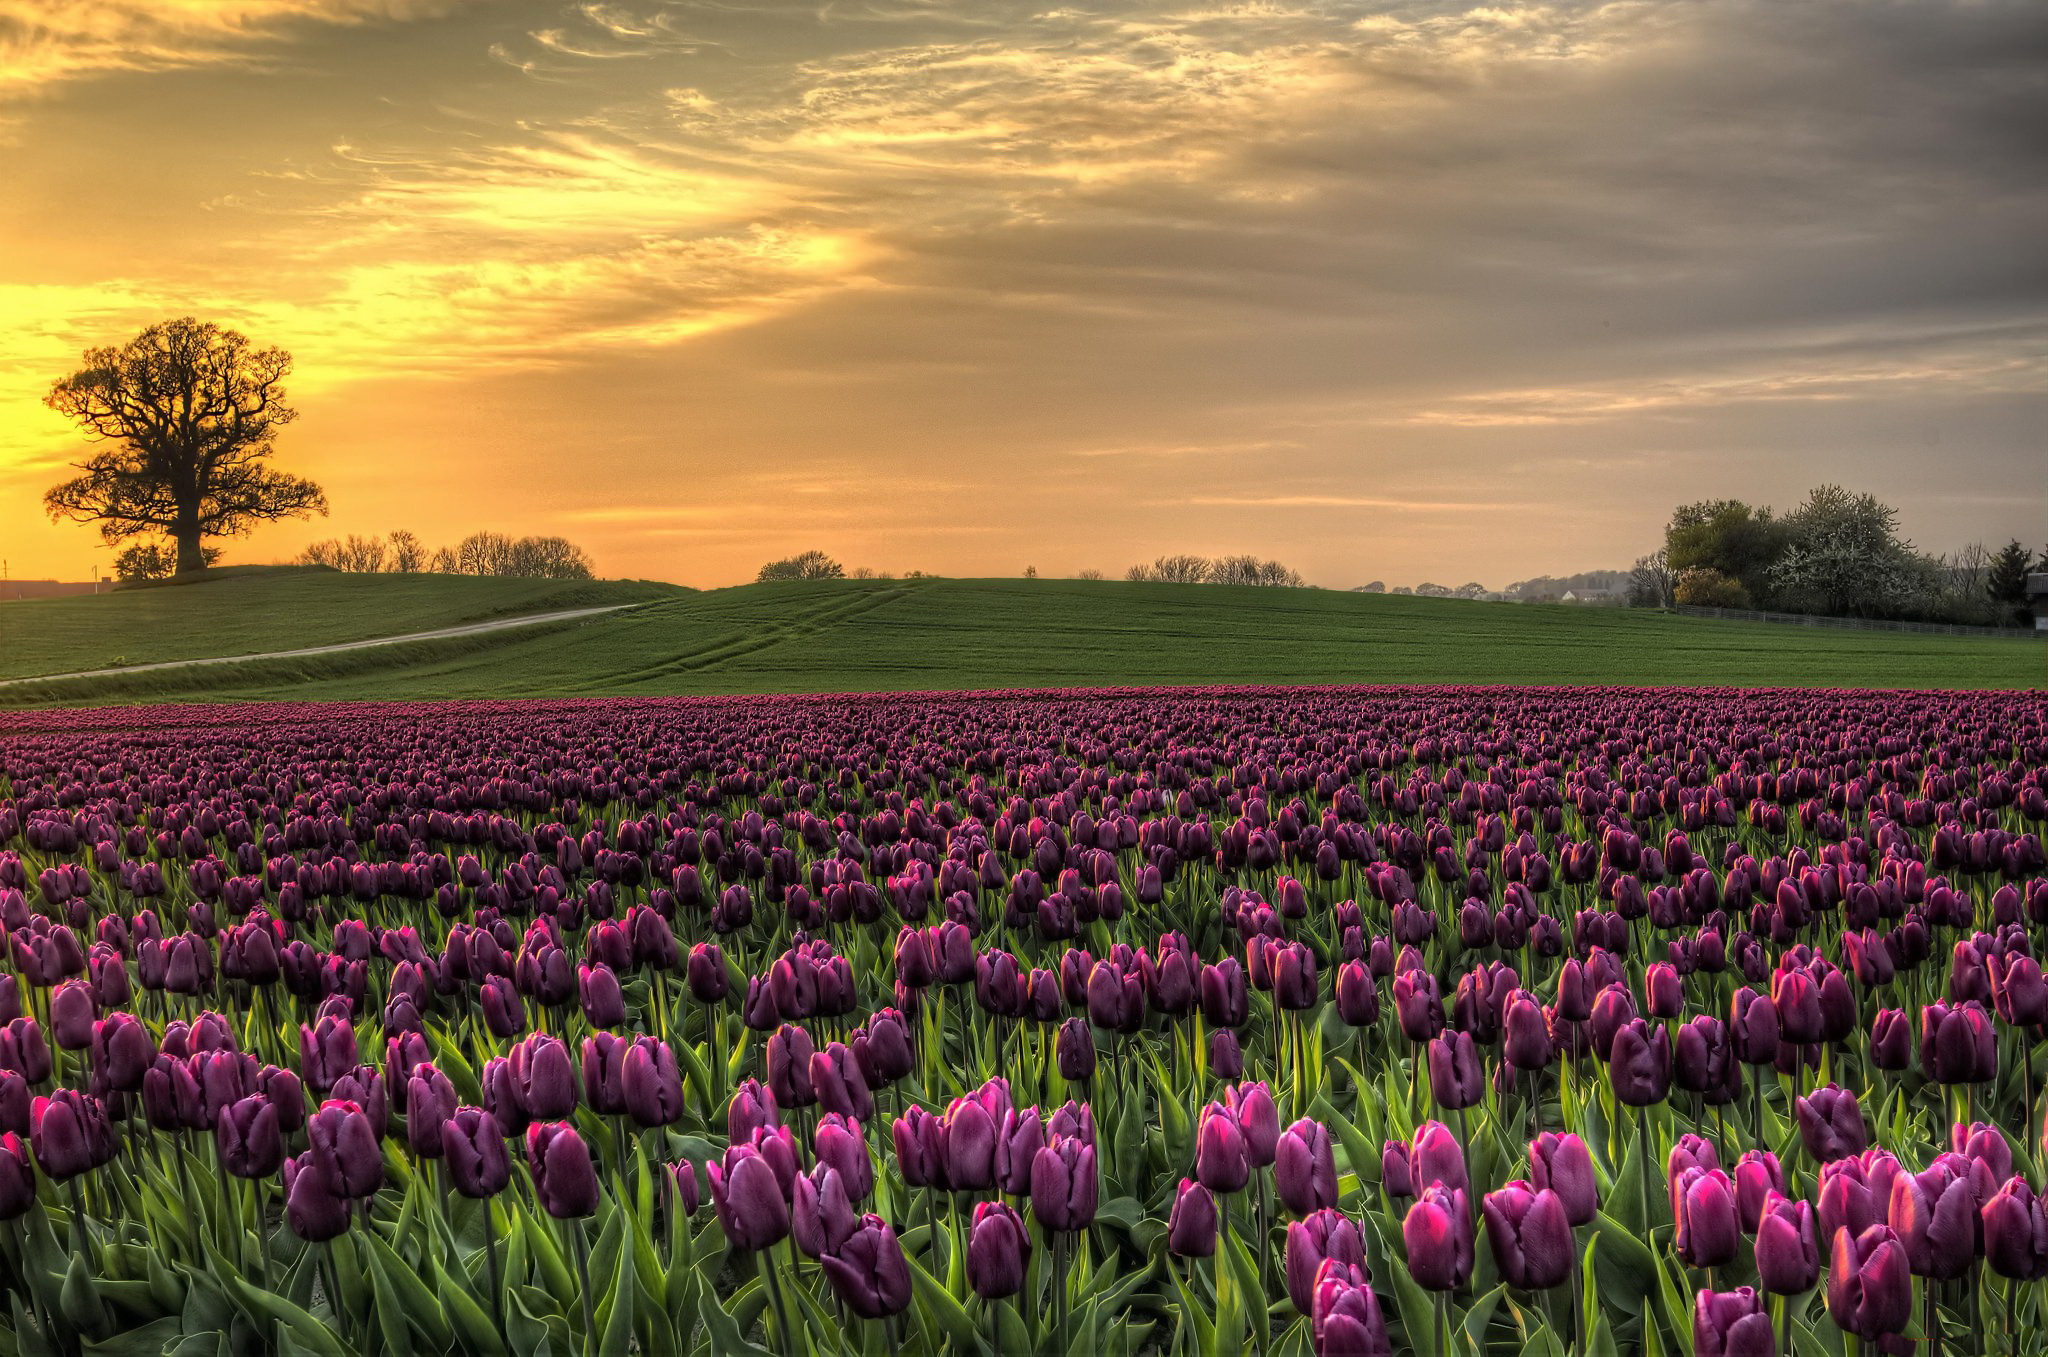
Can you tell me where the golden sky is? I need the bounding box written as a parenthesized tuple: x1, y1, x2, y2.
(2, 0, 2043, 587)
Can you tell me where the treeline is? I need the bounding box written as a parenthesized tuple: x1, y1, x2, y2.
(1628, 485, 2043, 625)
(1124, 554, 1306, 587)
(298, 530, 594, 580)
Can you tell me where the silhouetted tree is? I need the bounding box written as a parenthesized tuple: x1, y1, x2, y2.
(43, 318, 327, 573)
(1627, 551, 1676, 608)
(387, 530, 427, 573)
(757, 550, 843, 582)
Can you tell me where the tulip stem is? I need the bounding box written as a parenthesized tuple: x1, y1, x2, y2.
(484, 1199, 507, 1343)
(573, 1220, 596, 1356)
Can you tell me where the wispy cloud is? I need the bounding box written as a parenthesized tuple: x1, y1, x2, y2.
(0, 1, 469, 95)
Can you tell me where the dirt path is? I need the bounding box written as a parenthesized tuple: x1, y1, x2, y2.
(0, 605, 637, 688)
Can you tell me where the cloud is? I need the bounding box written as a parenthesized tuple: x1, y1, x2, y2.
(0, 0, 471, 94)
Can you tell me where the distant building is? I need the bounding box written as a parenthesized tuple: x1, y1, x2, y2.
(1561, 588, 1616, 604)
(0, 579, 99, 602)
(2028, 573, 2048, 631)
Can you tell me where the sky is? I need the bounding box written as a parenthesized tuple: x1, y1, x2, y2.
(1, 0, 2043, 589)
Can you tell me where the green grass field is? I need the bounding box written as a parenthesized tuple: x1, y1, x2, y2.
(2, 573, 2039, 707)
(0, 567, 684, 682)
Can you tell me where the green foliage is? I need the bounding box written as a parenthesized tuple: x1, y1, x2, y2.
(1672, 568, 1749, 609)
(1988, 539, 2035, 619)
(1663, 499, 1790, 605)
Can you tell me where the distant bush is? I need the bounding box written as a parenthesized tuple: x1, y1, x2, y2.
(115, 540, 220, 581)
(1675, 568, 1751, 608)
(757, 551, 844, 582)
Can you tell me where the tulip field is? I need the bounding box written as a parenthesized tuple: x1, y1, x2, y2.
(0, 685, 2044, 1357)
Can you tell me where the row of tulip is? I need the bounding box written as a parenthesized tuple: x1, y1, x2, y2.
(0, 685, 2038, 1355)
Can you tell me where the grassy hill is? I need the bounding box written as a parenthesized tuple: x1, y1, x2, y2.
(3, 575, 2038, 707)
(0, 567, 684, 682)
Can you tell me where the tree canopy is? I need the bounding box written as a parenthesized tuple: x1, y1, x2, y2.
(43, 318, 327, 573)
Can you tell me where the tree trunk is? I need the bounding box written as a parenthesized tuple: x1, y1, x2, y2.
(173, 525, 207, 575)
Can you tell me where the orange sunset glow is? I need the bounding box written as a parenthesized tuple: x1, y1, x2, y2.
(2, 0, 2042, 587)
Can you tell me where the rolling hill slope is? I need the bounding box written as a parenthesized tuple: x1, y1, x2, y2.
(3, 576, 2037, 706)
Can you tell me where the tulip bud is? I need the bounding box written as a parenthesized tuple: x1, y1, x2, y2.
(307, 1098, 383, 1198)
(1195, 1102, 1250, 1193)
(442, 1106, 511, 1198)
(1167, 1178, 1218, 1257)
(1753, 1192, 1820, 1295)
(1983, 1176, 2048, 1281)
(1673, 1167, 1740, 1269)
(1276, 1118, 1338, 1215)
(1403, 1182, 1474, 1291)
(967, 1200, 1031, 1299)
(1427, 1031, 1484, 1111)
(1208, 1029, 1243, 1080)
(527, 1122, 600, 1219)
(283, 1151, 351, 1241)
(1056, 1017, 1097, 1082)
(1029, 1134, 1097, 1232)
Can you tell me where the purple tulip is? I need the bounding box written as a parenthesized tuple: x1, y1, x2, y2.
(792, 1163, 858, 1259)
(211, 1092, 283, 1178)
(1481, 1182, 1573, 1289)
(1529, 1132, 1599, 1227)
(1754, 1192, 1820, 1295)
(710, 1140, 791, 1249)
(1311, 1259, 1392, 1357)
(1608, 1018, 1672, 1106)
(1818, 1149, 1903, 1244)
(306, 1098, 383, 1199)
(1286, 1208, 1365, 1314)
(1673, 1167, 1740, 1269)
(442, 1106, 512, 1197)
(1029, 1134, 1098, 1232)
(1732, 1150, 1784, 1232)
(1410, 1120, 1467, 1195)
(0, 1135, 31, 1221)
(1827, 1224, 1912, 1339)
(1167, 1177, 1218, 1257)
(1693, 1287, 1773, 1357)
(1793, 1085, 1866, 1163)
(1276, 1118, 1338, 1215)
(283, 1151, 351, 1241)
(815, 1113, 874, 1201)
(1195, 1101, 1251, 1194)
(1427, 1031, 1484, 1110)
(1057, 1017, 1097, 1082)
(967, 1200, 1031, 1299)
(1403, 1182, 1473, 1291)
(1982, 1176, 2048, 1281)
(818, 1216, 912, 1320)
(1889, 1155, 1982, 1280)
(527, 1122, 600, 1219)
(1920, 1000, 1996, 1084)
(1869, 1008, 1911, 1070)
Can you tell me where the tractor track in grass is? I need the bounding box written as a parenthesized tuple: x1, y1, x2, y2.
(0, 604, 642, 689)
